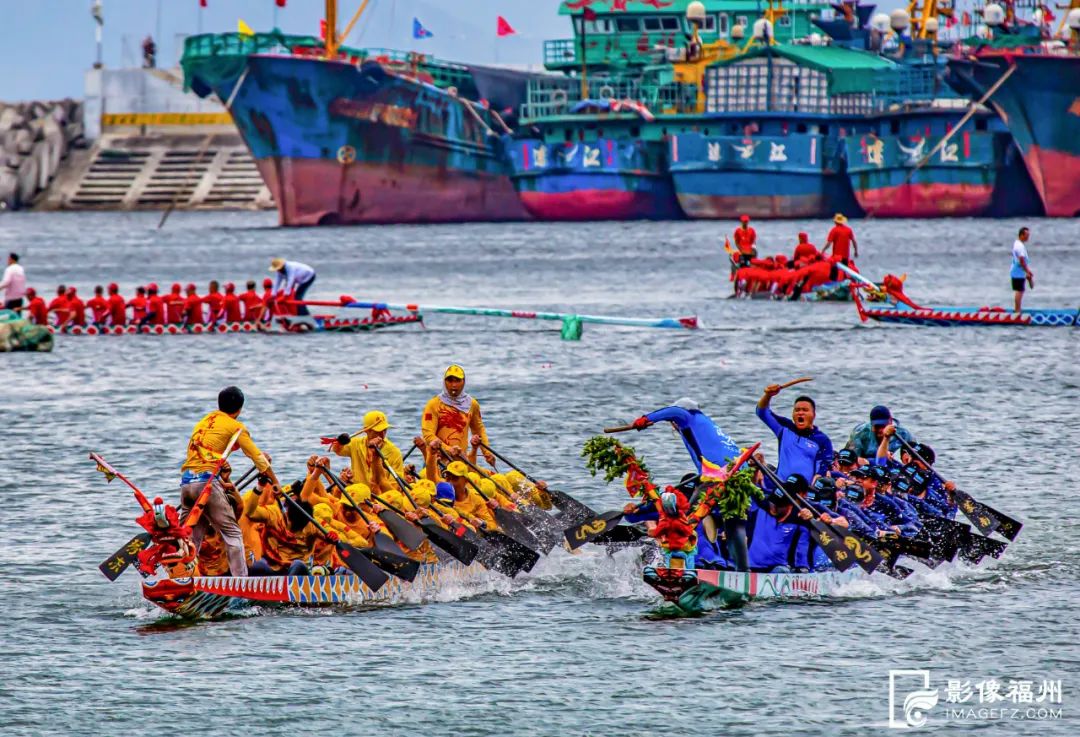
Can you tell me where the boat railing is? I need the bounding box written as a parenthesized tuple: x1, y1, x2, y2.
(543, 37, 670, 70)
(520, 76, 697, 119)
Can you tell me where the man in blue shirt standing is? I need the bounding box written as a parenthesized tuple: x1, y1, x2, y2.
(756, 384, 833, 484)
(270, 258, 317, 315)
(847, 405, 915, 460)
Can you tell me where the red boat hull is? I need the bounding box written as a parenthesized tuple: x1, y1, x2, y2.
(517, 188, 677, 221)
(258, 158, 530, 226)
(853, 182, 994, 218)
(1023, 145, 1080, 218)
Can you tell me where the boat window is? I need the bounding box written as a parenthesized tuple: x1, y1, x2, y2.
(584, 18, 613, 34)
(643, 18, 663, 31)
(660, 17, 682, 30)
(736, 15, 749, 28)
(777, 14, 792, 27)
(698, 15, 717, 32)
(615, 17, 640, 32)
(975, 118, 988, 131)
(717, 14, 730, 36)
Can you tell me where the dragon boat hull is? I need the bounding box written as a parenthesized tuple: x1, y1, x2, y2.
(644, 567, 868, 614)
(853, 290, 1080, 327)
(49, 315, 421, 336)
(142, 561, 486, 619)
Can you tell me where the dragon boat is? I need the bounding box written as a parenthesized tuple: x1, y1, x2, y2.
(645, 567, 869, 615)
(853, 288, 1079, 328)
(141, 561, 486, 619)
(50, 313, 422, 336)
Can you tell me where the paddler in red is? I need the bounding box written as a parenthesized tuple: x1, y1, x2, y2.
(824, 213, 858, 266)
(48, 286, 71, 327)
(66, 286, 87, 327)
(23, 287, 48, 325)
(792, 232, 820, 266)
(203, 280, 225, 325)
(260, 277, 279, 320)
(239, 280, 263, 323)
(223, 282, 242, 323)
(145, 283, 166, 326)
(733, 214, 758, 267)
(165, 283, 185, 324)
(128, 286, 148, 324)
(182, 283, 203, 326)
(107, 283, 126, 326)
(87, 285, 109, 325)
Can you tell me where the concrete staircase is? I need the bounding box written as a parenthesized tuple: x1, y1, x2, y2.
(38, 131, 273, 211)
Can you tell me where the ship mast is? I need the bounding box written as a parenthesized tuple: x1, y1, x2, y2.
(325, 0, 339, 58)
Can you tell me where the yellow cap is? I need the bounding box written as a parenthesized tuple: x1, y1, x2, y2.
(479, 478, 497, 496)
(466, 472, 482, 485)
(363, 410, 391, 432)
(444, 364, 465, 380)
(412, 486, 434, 507)
(491, 473, 510, 491)
(343, 483, 372, 505)
(505, 470, 525, 489)
(269, 257, 286, 272)
(313, 503, 334, 524)
(834, 213, 848, 224)
(444, 460, 469, 478)
(412, 479, 436, 495)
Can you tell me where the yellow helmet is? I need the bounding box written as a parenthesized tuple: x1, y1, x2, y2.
(444, 460, 469, 478)
(362, 410, 391, 432)
(411, 479, 436, 495)
(505, 470, 526, 489)
(466, 472, 482, 485)
(491, 473, 510, 491)
(412, 486, 434, 507)
(313, 503, 335, 524)
(343, 483, 372, 505)
(479, 478, 497, 497)
(444, 364, 465, 380)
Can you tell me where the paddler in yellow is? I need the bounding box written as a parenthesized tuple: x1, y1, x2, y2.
(331, 410, 405, 494)
(244, 478, 319, 576)
(422, 365, 496, 466)
(442, 460, 498, 529)
(180, 386, 280, 577)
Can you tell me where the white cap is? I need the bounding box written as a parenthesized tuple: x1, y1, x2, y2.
(674, 398, 699, 412)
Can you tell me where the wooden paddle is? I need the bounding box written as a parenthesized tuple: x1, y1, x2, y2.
(438, 452, 543, 552)
(317, 466, 427, 552)
(430, 499, 539, 577)
(324, 475, 420, 582)
(98, 532, 153, 581)
(777, 376, 813, 390)
(478, 441, 597, 522)
(276, 487, 389, 592)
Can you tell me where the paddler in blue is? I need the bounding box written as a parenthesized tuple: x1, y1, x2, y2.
(756, 385, 833, 484)
(747, 478, 816, 573)
(629, 399, 743, 570)
(877, 427, 956, 518)
(844, 467, 920, 537)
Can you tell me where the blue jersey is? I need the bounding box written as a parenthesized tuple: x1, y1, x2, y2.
(748, 508, 810, 570)
(869, 495, 921, 536)
(756, 406, 834, 482)
(644, 406, 740, 472)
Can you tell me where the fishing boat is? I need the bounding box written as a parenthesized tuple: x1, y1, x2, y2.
(852, 287, 1080, 327)
(946, 6, 1080, 217)
(142, 562, 485, 619)
(182, 13, 531, 225)
(49, 313, 422, 336)
(644, 567, 869, 614)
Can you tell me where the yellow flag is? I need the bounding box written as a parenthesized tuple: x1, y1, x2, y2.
(238, 19, 255, 36)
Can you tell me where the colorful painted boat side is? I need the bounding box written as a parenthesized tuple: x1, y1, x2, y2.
(49, 315, 422, 336)
(184, 40, 528, 225)
(853, 290, 1080, 327)
(948, 53, 1080, 218)
(645, 567, 869, 614)
(142, 561, 486, 619)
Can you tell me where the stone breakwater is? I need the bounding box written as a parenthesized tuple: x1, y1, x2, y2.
(0, 99, 85, 210)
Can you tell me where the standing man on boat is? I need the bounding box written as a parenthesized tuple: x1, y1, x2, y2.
(756, 386, 833, 484)
(822, 213, 858, 270)
(1011, 226, 1034, 313)
(180, 386, 280, 577)
(330, 410, 405, 494)
(270, 258, 317, 316)
(1, 253, 27, 311)
(422, 364, 495, 466)
(730, 215, 758, 278)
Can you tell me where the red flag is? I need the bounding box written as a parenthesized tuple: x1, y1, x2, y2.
(276, 0, 287, 7)
(319, 18, 327, 40)
(496, 15, 516, 37)
(583, 7, 598, 22)
(199, 0, 207, 7)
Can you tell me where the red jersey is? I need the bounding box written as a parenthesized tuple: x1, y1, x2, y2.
(183, 294, 204, 325)
(128, 295, 148, 323)
(827, 224, 855, 261)
(223, 293, 242, 323)
(108, 293, 127, 326)
(27, 296, 48, 325)
(48, 295, 71, 326)
(733, 226, 757, 254)
(165, 293, 185, 324)
(147, 295, 166, 325)
(68, 296, 87, 326)
(793, 242, 819, 264)
(203, 292, 224, 322)
(239, 290, 262, 321)
(87, 296, 109, 323)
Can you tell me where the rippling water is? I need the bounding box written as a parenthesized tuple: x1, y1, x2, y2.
(1, 212, 1078, 736)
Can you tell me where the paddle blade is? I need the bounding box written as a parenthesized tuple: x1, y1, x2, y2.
(478, 531, 540, 577)
(99, 532, 152, 581)
(513, 504, 561, 554)
(419, 518, 478, 566)
(545, 488, 597, 520)
(493, 507, 541, 550)
(590, 524, 647, 545)
(367, 544, 421, 582)
(377, 509, 427, 551)
(840, 530, 885, 574)
(807, 521, 857, 572)
(336, 542, 390, 591)
(953, 489, 1001, 537)
(564, 510, 624, 551)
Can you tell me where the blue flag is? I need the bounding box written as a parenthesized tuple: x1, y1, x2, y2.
(413, 17, 433, 39)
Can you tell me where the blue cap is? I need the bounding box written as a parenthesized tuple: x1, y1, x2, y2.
(870, 405, 892, 427)
(869, 465, 890, 483)
(435, 482, 455, 503)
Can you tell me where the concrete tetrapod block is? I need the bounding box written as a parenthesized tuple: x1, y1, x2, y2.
(0, 168, 16, 209)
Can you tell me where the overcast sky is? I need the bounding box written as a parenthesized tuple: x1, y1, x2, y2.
(1, 0, 904, 102)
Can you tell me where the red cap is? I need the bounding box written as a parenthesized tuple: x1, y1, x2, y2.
(26, 287, 36, 297)
(186, 283, 197, 291)
(67, 286, 77, 295)
(798, 232, 808, 240)
(171, 282, 182, 292)
(147, 282, 159, 292)
(225, 282, 235, 292)
(262, 277, 273, 288)
(107, 282, 118, 292)
(739, 214, 750, 223)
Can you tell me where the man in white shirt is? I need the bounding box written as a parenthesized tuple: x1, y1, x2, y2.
(0, 253, 27, 310)
(1010, 227, 1034, 313)
(269, 258, 316, 316)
